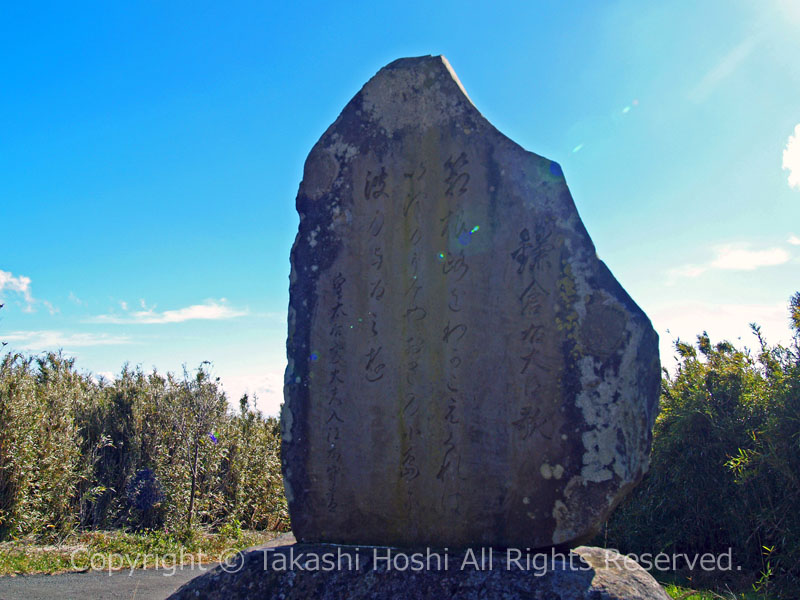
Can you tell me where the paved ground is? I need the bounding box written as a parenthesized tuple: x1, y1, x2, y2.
(0, 566, 205, 600)
(0, 533, 296, 600)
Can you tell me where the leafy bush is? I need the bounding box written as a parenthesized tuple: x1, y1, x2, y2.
(603, 293, 800, 598)
(0, 353, 85, 538)
(0, 355, 289, 540)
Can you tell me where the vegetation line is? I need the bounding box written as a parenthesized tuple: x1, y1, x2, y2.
(1, 293, 798, 599)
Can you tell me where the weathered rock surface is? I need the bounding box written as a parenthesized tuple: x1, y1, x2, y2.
(168, 540, 671, 600)
(283, 55, 660, 548)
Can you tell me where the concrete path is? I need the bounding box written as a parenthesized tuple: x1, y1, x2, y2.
(0, 533, 296, 600)
(0, 566, 204, 600)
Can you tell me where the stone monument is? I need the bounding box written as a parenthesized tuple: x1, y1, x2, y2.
(282, 55, 660, 549)
(169, 55, 667, 600)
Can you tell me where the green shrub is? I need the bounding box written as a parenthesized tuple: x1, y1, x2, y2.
(0, 353, 85, 539)
(0, 354, 289, 540)
(603, 293, 800, 598)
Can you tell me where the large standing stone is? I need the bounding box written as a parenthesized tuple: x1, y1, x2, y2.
(283, 55, 660, 549)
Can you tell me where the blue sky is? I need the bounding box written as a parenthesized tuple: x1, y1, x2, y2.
(2, 1, 799, 416)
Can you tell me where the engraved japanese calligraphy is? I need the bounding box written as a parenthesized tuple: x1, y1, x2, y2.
(282, 55, 660, 549)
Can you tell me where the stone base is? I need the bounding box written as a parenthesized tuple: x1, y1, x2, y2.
(169, 537, 670, 599)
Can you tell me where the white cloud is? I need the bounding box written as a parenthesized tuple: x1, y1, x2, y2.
(68, 292, 86, 306)
(650, 301, 793, 370)
(668, 243, 791, 282)
(92, 371, 116, 384)
(667, 264, 707, 280)
(0, 271, 58, 314)
(220, 368, 286, 417)
(0, 270, 34, 305)
(709, 244, 790, 270)
(789, 234, 800, 245)
(783, 123, 800, 190)
(89, 299, 248, 325)
(43, 300, 59, 315)
(4, 330, 132, 350)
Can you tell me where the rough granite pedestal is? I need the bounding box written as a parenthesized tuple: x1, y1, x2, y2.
(168, 535, 671, 600)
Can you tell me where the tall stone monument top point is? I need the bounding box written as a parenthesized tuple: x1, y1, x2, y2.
(283, 55, 661, 549)
(356, 55, 476, 130)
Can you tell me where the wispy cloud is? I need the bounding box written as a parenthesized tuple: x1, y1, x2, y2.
(0, 271, 58, 314)
(668, 264, 707, 279)
(688, 35, 759, 103)
(651, 300, 793, 370)
(709, 244, 790, 270)
(789, 234, 800, 246)
(0, 270, 34, 308)
(220, 369, 286, 416)
(4, 330, 132, 350)
(88, 299, 248, 325)
(783, 123, 800, 190)
(93, 371, 116, 384)
(68, 291, 86, 306)
(42, 300, 60, 315)
(668, 243, 791, 283)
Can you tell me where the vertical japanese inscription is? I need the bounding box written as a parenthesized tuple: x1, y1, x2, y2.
(508, 215, 560, 445)
(325, 272, 347, 512)
(511, 217, 557, 376)
(400, 163, 427, 486)
(436, 153, 472, 516)
(285, 55, 661, 549)
(364, 168, 387, 384)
